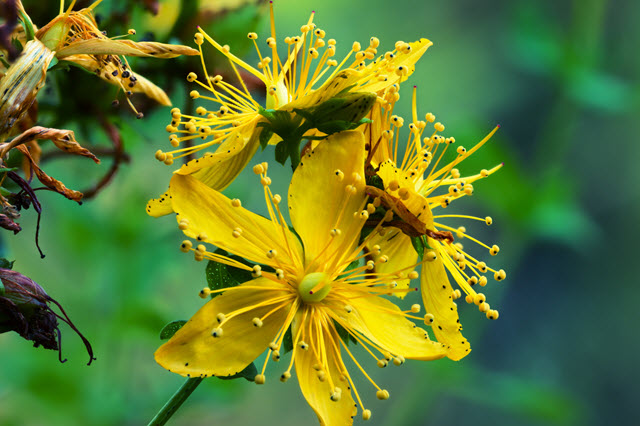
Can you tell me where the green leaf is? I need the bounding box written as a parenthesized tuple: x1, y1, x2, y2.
(258, 126, 273, 150)
(0, 258, 15, 270)
(18, 9, 35, 41)
(274, 141, 289, 165)
(159, 320, 187, 340)
(218, 361, 257, 382)
(0, 167, 18, 173)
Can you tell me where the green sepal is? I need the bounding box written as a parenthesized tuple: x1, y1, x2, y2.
(282, 326, 293, 354)
(159, 320, 187, 340)
(205, 249, 253, 298)
(334, 321, 357, 346)
(17, 9, 35, 41)
(257, 124, 273, 150)
(218, 362, 258, 382)
(0, 167, 18, 174)
(0, 258, 15, 270)
(411, 236, 431, 260)
(46, 57, 59, 71)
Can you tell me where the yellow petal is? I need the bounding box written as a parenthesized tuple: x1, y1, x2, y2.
(342, 293, 447, 360)
(146, 190, 173, 218)
(288, 130, 366, 269)
(421, 240, 471, 361)
(366, 230, 417, 299)
(170, 174, 303, 268)
(293, 318, 356, 426)
(177, 120, 262, 187)
(155, 278, 292, 377)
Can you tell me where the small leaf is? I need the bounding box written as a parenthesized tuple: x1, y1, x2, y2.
(274, 141, 289, 165)
(205, 250, 254, 297)
(218, 362, 258, 382)
(0, 258, 15, 270)
(259, 127, 273, 150)
(159, 320, 187, 340)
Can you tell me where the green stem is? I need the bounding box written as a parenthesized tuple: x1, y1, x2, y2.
(148, 377, 204, 426)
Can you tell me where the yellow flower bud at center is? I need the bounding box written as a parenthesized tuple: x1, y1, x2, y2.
(298, 272, 331, 303)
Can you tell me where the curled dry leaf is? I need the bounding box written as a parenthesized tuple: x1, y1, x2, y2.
(16, 145, 83, 202)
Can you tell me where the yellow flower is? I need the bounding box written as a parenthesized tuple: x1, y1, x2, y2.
(363, 87, 505, 361)
(156, 130, 447, 425)
(147, 3, 432, 217)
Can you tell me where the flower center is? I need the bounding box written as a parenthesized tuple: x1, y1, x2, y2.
(297, 272, 331, 303)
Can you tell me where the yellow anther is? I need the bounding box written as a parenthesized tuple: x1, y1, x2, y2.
(261, 177, 272, 186)
(196, 244, 206, 253)
(231, 199, 242, 208)
(155, 150, 167, 162)
(424, 313, 435, 324)
(490, 245, 500, 255)
(252, 164, 265, 175)
(317, 370, 326, 382)
(327, 59, 338, 66)
(189, 90, 199, 99)
(457, 146, 467, 155)
(196, 233, 208, 242)
(309, 48, 319, 58)
(266, 249, 277, 259)
(252, 265, 262, 278)
(314, 28, 326, 38)
(280, 372, 291, 382)
(344, 304, 353, 313)
(194, 33, 204, 45)
(367, 204, 377, 214)
(377, 359, 388, 368)
(494, 269, 506, 281)
(474, 293, 486, 305)
(165, 125, 177, 133)
(272, 194, 282, 204)
(398, 187, 410, 200)
(170, 138, 180, 148)
(300, 24, 311, 32)
(479, 302, 490, 313)
(395, 65, 408, 76)
(485, 216, 493, 226)
(298, 341, 309, 350)
(179, 240, 192, 252)
(330, 391, 342, 402)
(487, 309, 499, 320)
(479, 276, 488, 287)
(271, 350, 281, 361)
(465, 294, 474, 304)
(452, 289, 462, 300)
(266, 37, 276, 47)
(360, 210, 369, 220)
(371, 245, 381, 255)
(330, 228, 342, 237)
(373, 197, 381, 207)
(352, 41, 361, 52)
(434, 122, 445, 132)
(232, 228, 242, 238)
(468, 276, 478, 286)
(480, 169, 490, 177)
(247, 32, 258, 39)
(378, 255, 389, 264)
(199, 287, 211, 299)
(408, 271, 419, 280)
(216, 313, 226, 323)
(410, 304, 421, 313)
(477, 261, 488, 273)
(276, 269, 284, 280)
(187, 72, 197, 82)
(211, 328, 223, 338)
(363, 410, 372, 421)
(222, 44, 230, 53)
(446, 137, 455, 144)
(388, 180, 400, 191)
(376, 389, 390, 400)
(425, 251, 437, 261)
(393, 356, 405, 366)
(450, 168, 461, 179)
(391, 115, 404, 127)
(254, 374, 265, 385)
(252, 317, 263, 328)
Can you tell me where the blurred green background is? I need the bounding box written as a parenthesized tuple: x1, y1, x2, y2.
(1, 0, 638, 425)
